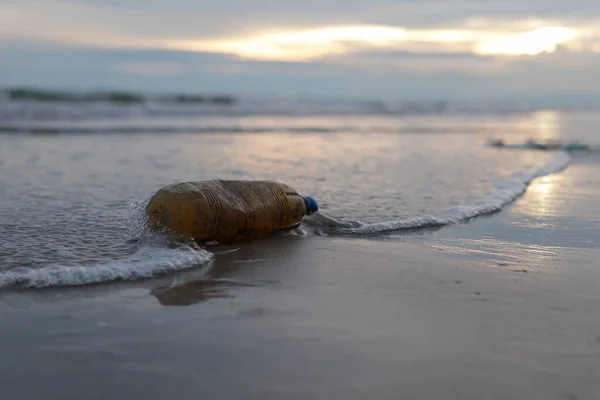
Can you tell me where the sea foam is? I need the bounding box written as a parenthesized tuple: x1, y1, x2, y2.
(0, 196, 214, 289)
(301, 151, 571, 236)
(0, 245, 213, 289)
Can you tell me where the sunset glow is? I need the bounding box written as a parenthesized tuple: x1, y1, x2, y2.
(163, 25, 410, 61)
(475, 27, 577, 55)
(2, 0, 600, 96)
(164, 24, 581, 61)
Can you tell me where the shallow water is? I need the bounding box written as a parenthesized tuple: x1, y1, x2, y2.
(0, 110, 598, 288)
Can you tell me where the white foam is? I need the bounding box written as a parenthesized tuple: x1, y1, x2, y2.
(127, 195, 153, 240)
(0, 245, 214, 289)
(302, 152, 571, 236)
(0, 197, 214, 289)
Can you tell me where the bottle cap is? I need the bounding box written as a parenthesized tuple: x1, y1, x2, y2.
(302, 196, 319, 215)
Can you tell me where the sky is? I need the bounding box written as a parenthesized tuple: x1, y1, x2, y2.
(1, 0, 600, 101)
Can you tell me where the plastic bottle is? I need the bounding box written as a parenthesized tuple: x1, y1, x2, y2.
(145, 179, 319, 244)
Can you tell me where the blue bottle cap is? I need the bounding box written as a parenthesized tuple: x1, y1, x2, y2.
(302, 196, 319, 215)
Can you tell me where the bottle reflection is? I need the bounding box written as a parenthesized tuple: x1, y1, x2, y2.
(150, 235, 304, 306)
(151, 279, 240, 306)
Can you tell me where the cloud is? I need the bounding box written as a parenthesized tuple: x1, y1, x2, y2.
(1, 0, 600, 101)
(1, 44, 599, 102)
(2, 1, 599, 63)
(173, 24, 591, 61)
(43, 0, 600, 26)
(2, 0, 600, 47)
(325, 50, 507, 75)
(113, 62, 185, 76)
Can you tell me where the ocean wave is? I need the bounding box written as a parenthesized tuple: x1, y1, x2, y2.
(0, 122, 541, 136)
(0, 124, 339, 135)
(0, 97, 449, 122)
(2, 87, 236, 105)
(5, 86, 596, 122)
(301, 151, 571, 236)
(487, 138, 600, 152)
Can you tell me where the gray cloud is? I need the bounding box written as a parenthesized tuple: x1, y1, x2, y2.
(4, 0, 600, 42)
(1, 0, 599, 102)
(1, 44, 599, 102)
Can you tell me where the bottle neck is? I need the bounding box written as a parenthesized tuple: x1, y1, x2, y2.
(302, 196, 318, 215)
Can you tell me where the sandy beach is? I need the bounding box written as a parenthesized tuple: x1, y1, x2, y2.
(2, 228, 600, 400)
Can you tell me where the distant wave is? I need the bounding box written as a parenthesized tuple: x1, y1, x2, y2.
(4, 86, 599, 122)
(300, 152, 571, 236)
(487, 138, 600, 152)
(0, 124, 516, 135)
(2, 87, 236, 105)
(0, 125, 337, 135)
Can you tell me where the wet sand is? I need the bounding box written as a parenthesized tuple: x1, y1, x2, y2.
(2, 233, 600, 400)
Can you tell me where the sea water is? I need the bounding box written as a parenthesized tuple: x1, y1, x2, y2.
(1, 91, 599, 288)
